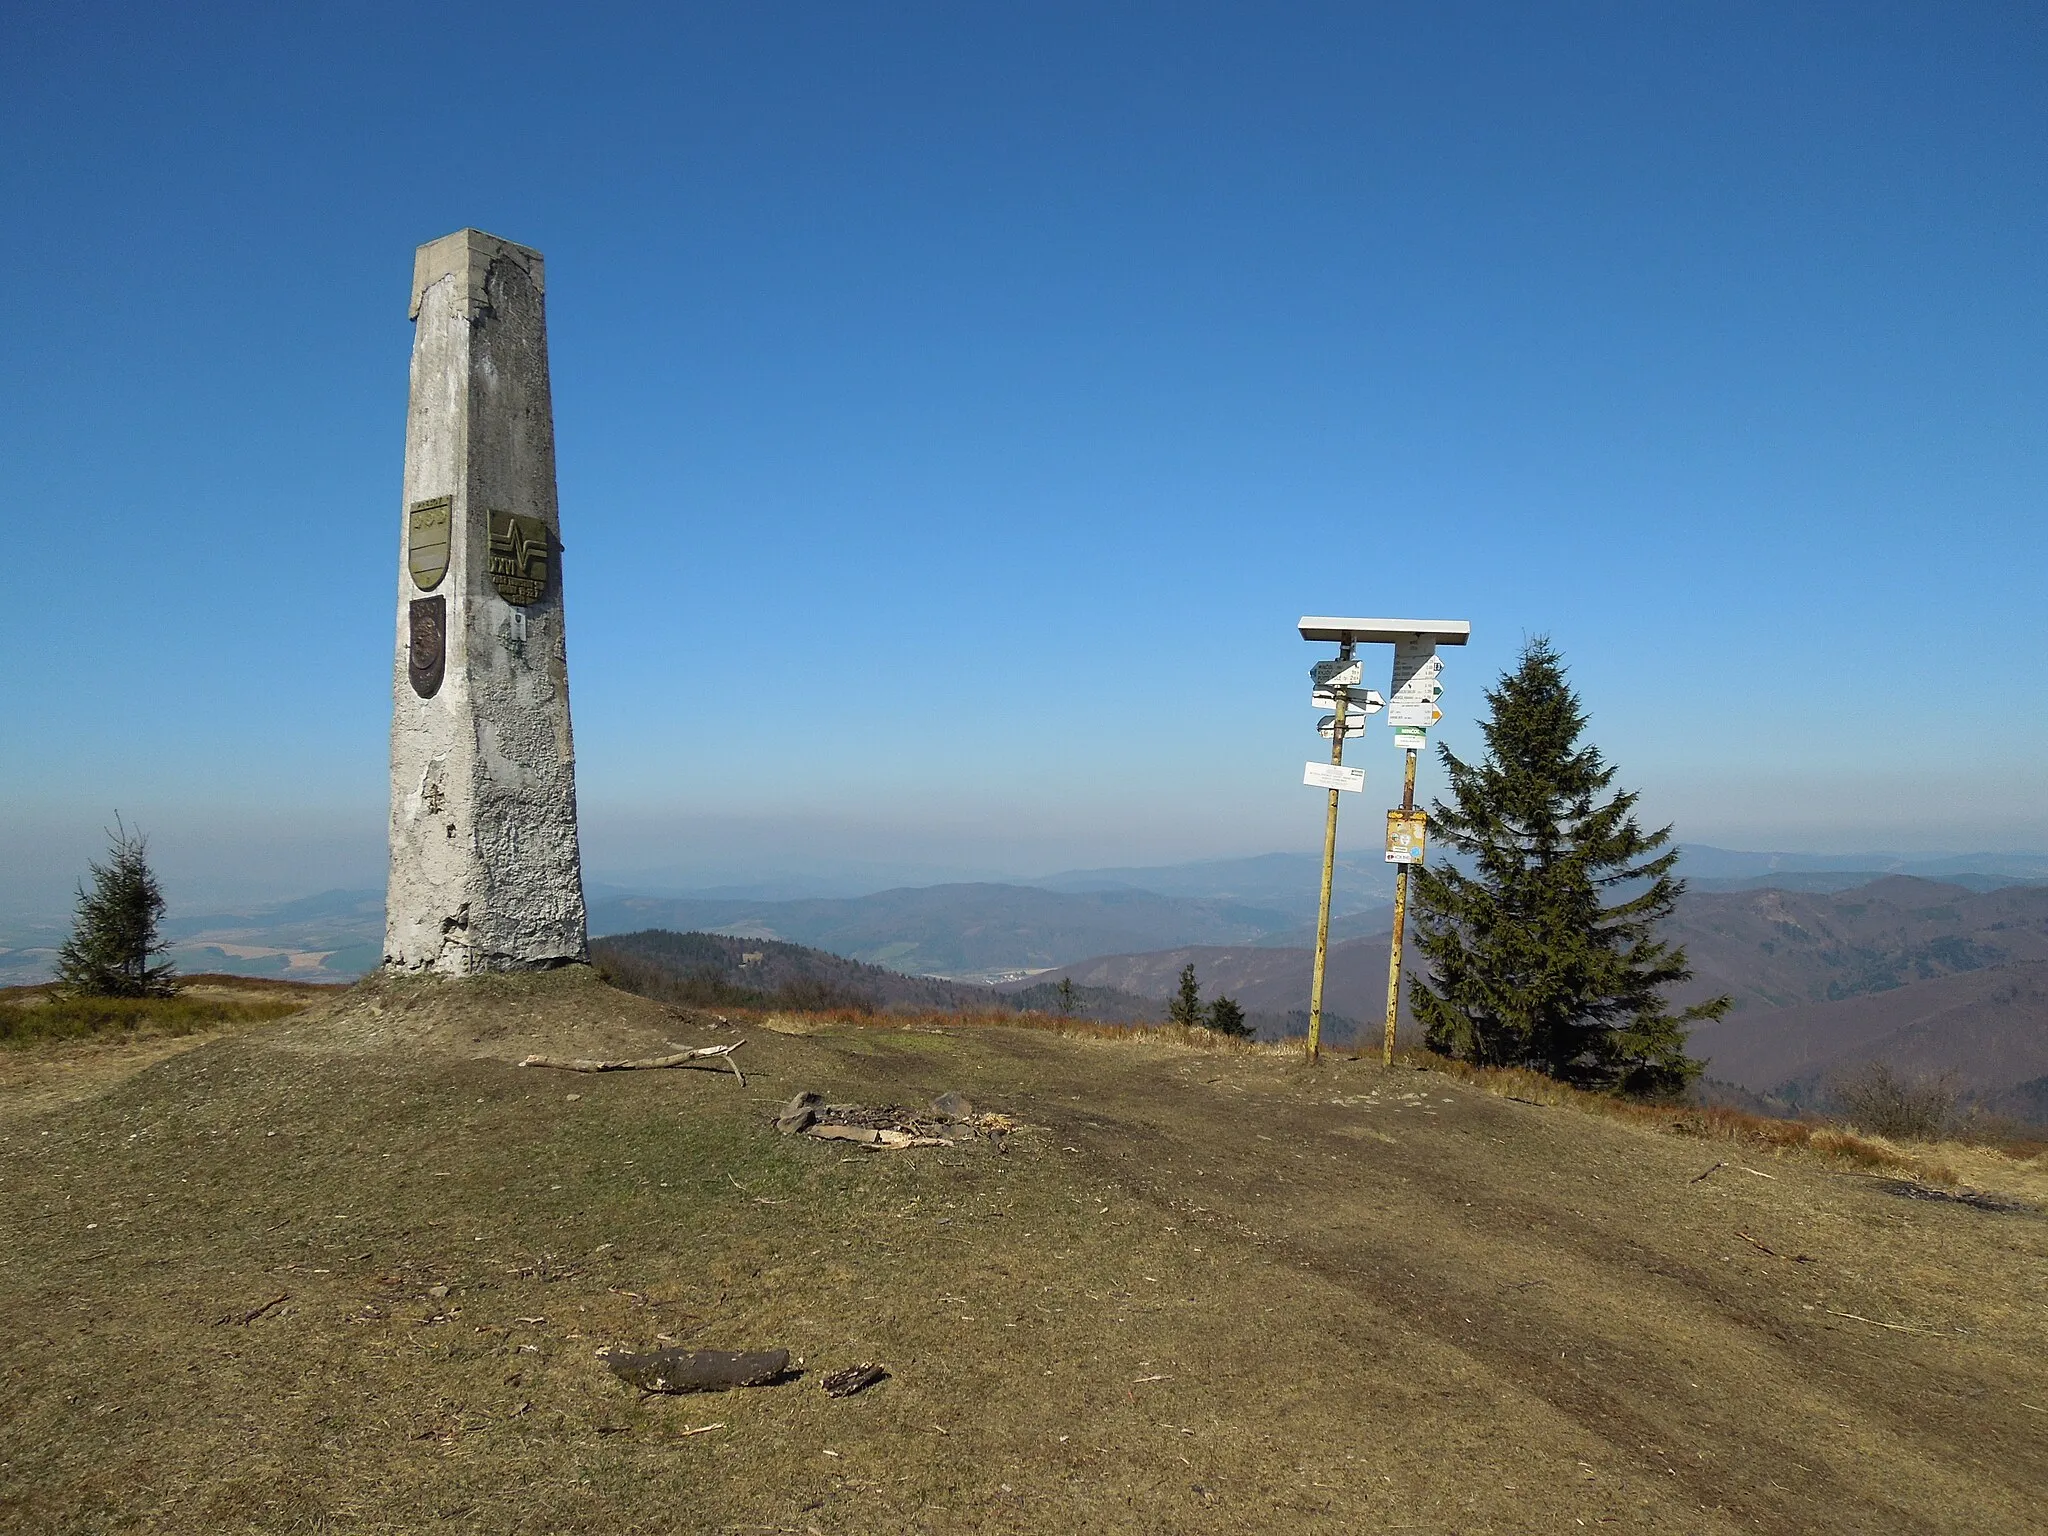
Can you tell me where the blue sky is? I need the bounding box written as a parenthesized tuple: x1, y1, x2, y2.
(4, 2, 2043, 913)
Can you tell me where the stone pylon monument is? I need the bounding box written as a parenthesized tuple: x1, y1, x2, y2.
(384, 229, 589, 973)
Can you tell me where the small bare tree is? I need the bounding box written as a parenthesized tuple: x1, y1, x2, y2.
(1831, 1061, 1957, 1142)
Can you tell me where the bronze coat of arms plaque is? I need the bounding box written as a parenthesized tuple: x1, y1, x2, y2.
(409, 595, 447, 698)
(487, 511, 550, 605)
(408, 497, 451, 591)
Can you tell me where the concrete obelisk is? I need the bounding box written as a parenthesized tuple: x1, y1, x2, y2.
(384, 229, 588, 973)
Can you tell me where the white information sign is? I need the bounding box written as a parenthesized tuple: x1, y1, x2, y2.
(1304, 761, 1366, 793)
(1386, 700, 1442, 728)
(1391, 725, 1429, 753)
(1318, 709, 1371, 739)
(1311, 658, 1366, 689)
(1391, 638, 1444, 694)
(1313, 687, 1384, 713)
(1387, 640, 1445, 728)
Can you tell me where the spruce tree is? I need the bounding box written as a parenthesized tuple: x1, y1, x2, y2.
(1408, 639, 1724, 1097)
(55, 820, 177, 998)
(1168, 963, 1203, 1028)
(1206, 994, 1252, 1038)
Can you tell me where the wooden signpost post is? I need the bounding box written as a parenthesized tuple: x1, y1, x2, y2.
(1296, 617, 1472, 1064)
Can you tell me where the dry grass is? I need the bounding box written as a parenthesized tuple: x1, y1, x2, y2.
(1401, 1047, 2048, 1199)
(3, 980, 2044, 1533)
(772, 1006, 2046, 1191)
(804, 1011, 2043, 1186)
(0, 974, 333, 1047)
(759, 1003, 1289, 1055)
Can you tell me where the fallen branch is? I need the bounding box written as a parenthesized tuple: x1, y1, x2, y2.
(519, 1041, 746, 1085)
(1737, 1230, 1815, 1262)
(1824, 1308, 1946, 1336)
(217, 1292, 289, 1327)
(805, 1124, 952, 1149)
(1692, 1160, 1778, 1185)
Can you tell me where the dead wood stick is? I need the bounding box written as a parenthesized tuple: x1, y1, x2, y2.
(518, 1041, 746, 1085)
(1824, 1308, 1945, 1336)
(1692, 1159, 1778, 1185)
(606, 1346, 791, 1393)
(220, 1292, 289, 1327)
(804, 1124, 952, 1149)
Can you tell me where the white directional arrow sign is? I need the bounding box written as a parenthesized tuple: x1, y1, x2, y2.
(1387, 640, 1446, 728)
(1311, 658, 1366, 689)
(1312, 687, 1384, 713)
(1318, 708, 1372, 739)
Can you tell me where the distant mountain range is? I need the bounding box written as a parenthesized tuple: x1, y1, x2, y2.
(1032, 851, 1398, 916)
(1670, 877, 2048, 1121)
(1000, 934, 1408, 1047)
(590, 928, 1158, 1022)
(587, 884, 1312, 980)
(1669, 847, 2048, 884)
(5, 847, 2045, 1121)
(1009, 874, 2048, 1123)
(0, 888, 385, 989)
(6, 843, 2040, 1122)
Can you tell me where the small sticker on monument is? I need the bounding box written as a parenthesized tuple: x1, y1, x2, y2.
(408, 497, 451, 591)
(409, 595, 447, 698)
(488, 511, 550, 605)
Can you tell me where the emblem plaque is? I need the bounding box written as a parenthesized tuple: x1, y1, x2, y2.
(487, 511, 550, 605)
(407, 497, 451, 591)
(409, 595, 446, 698)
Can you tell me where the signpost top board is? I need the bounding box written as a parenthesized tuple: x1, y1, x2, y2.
(1298, 617, 1471, 646)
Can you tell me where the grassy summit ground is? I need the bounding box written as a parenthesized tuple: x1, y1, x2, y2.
(0, 971, 2043, 1534)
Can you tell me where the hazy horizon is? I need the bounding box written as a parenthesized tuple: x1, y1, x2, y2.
(4, 815, 2044, 929)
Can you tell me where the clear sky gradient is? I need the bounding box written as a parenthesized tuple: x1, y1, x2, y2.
(4, 2, 2043, 913)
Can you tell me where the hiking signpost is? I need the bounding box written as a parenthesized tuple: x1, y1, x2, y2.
(1296, 617, 1472, 1063)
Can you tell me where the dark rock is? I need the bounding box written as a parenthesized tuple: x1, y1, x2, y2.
(930, 1090, 974, 1122)
(822, 1362, 890, 1398)
(775, 1091, 822, 1135)
(606, 1347, 793, 1394)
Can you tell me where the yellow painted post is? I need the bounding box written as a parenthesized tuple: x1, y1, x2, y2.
(1382, 745, 1420, 1066)
(1305, 683, 1350, 1064)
